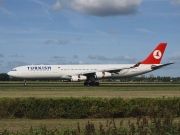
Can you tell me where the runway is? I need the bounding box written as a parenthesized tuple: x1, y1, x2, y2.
(0, 83, 180, 88)
(0, 84, 180, 89)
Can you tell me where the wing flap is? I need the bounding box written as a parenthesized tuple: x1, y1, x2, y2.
(101, 67, 130, 74)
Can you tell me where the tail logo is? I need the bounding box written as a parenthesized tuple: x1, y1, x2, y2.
(153, 50, 162, 59)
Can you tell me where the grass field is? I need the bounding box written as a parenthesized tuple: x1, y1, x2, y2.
(0, 118, 179, 132)
(0, 82, 179, 132)
(0, 118, 135, 132)
(0, 82, 179, 98)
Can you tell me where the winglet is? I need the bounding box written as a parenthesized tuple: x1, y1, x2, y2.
(141, 43, 167, 64)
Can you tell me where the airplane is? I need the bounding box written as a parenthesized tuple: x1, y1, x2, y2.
(7, 43, 173, 86)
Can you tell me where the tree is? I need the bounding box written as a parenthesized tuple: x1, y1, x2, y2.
(0, 73, 10, 81)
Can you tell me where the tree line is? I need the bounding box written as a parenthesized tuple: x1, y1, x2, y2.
(0, 73, 180, 82)
(114, 76, 180, 82)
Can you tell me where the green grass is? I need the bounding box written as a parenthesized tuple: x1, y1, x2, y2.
(0, 86, 180, 91)
(0, 117, 179, 134)
(0, 118, 134, 132)
(0, 82, 179, 98)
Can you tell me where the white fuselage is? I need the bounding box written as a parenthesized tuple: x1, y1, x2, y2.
(7, 64, 156, 80)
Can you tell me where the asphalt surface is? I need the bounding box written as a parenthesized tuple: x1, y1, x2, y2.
(0, 83, 179, 88)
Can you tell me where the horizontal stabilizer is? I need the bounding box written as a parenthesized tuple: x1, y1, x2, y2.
(151, 62, 174, 70)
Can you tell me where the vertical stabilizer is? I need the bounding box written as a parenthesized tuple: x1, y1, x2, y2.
(141, 43, 167, 64)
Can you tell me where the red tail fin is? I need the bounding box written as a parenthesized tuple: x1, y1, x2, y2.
(141, 43, 167, 64)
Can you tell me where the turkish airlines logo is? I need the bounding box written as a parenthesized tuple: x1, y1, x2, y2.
(153, 50, 162, 59)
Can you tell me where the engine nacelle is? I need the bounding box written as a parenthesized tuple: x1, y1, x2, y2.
(71, 75, 87, 82)
(95, 72, 112, 79)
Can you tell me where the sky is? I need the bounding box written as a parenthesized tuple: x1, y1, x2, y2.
(0, 0, 180, 77)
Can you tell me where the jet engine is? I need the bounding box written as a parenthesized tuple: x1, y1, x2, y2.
(71, 75, 87, 82)
(95, 72, 112, 79)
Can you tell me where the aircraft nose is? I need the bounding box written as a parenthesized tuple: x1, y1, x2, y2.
(7, 71, 12, 76)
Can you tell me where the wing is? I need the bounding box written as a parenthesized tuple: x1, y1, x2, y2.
(61, 67, 131, 79)
(97, 67, 130, 74)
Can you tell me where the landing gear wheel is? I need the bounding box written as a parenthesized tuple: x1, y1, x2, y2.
(84, 81, 100, 86)
(24, 80, 27, 86)
(95, 82, 99, 86)
(89, 82, 95, 86)
(84, 81, 88, 86)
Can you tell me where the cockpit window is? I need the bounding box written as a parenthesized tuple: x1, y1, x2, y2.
(11, 69, 17, 71)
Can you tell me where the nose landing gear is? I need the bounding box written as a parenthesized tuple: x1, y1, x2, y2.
(24, 80, 27, 86)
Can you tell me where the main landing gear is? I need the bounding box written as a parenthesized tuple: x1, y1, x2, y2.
(84, 81, 99, 86)
(24, 80, 27, 86)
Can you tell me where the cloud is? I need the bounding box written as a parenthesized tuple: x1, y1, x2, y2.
(52, 56, 65, 59)
(171, 0, 180, 6)
(75, 36, 83, 41)
(69, 0, 142, 16)
(68, 61, 83, 64)
(44, 39, 71, 45)
(108, 29, 121, 35)
(88, 55, 136, 63)
(31, 0, 53, 21)
(135, 28, 153, 34)
(7, 61, 29, 68)
(10, 54, 24, 57)
(58, 39, 71, 45)
(168, 52, 180, 63)
(58, 60, 84, 65)
(50, 56, 66, 63)
(44, 39, 55, 44)
(0, 6, 15, 18)
(0, 54, 4, 57)
(73, 55, 78, 59)
(0, 60, 3, 65)
(52, 0, 61, 10)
